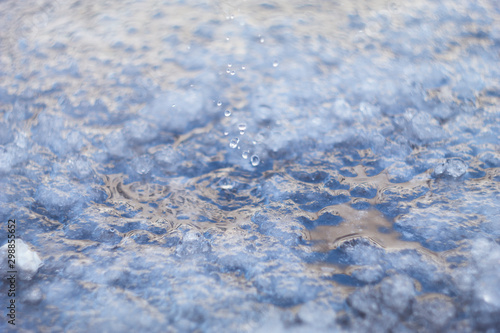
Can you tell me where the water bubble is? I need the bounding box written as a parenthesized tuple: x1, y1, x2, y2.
(251, 155, 260, 166)
(224, 110, 231, 117)
(229, 137, 239, 148)
(242, 150, 250, 159)
(217, 101, 222, 107)
(273, 60, 279, 67)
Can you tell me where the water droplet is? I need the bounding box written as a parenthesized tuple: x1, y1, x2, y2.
(242, 150, 249, 159)
(260, 37, 264, 43)
(251, 155, 260, 166)
(230, 71, 235, 76)
(218, 177, 234, 190)
(217, 101, 222, 107)
(226, 37, 230, 41)
(227, 64, 232, 68)
(172, 104, 176, 108)
(229, 138, 239, 148)
(224, 110, 231, 117)
(241, 66, 246, 70)
(226, 69, 231, 74)
(273, 60, 279, 67)
(224, 131, 229, 136)
(238, 123, 247, 134)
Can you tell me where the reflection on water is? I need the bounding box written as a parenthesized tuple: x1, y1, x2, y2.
(0, 0, 499, 331)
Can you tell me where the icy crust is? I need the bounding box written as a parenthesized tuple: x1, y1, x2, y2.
(0, 239, 42, 281)
(0, 0, 499, 332)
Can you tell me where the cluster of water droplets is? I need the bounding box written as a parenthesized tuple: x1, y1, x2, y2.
(218, 99, 260, 167)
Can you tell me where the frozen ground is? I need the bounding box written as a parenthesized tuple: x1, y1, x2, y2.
(0, 0, 499, 332)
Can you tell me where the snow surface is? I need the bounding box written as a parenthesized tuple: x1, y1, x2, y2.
(0, 0, 499, 332)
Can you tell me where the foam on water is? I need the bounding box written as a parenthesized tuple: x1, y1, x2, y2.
(0, 0, 499, 332)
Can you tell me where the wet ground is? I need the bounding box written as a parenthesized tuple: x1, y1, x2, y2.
(0, 0, 499, 332)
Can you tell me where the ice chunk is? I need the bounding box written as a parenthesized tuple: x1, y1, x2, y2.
(91, 226, 122, 245)
(0, 239, 42, 281)
(130, 154, 154, 175)
(0, 121, 14, 145)
(433, 158, 467, 178)
(21, 285, 44, 305)
(66, 155, 95, 180)
(351, 265, 384, 284)
(412, 295, 455, 329)
(379, 275, 416, 314)
(140, 89, 207, 133)
(175, 231, 211, 257)
(333, 99, 352, 120)
(296, 301, 337, 327)
(347, 285, 381, 316)
(124, 119, 159, 144)
(403, 110, 446, 143)
(104, 131, 130, 158)
(359, 102, 381, 119)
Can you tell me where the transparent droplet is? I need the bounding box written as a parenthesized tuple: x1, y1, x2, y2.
(230, 71, 235, 76)
(251, 155, 260, 166)
(227, 63, 232, 68)
(218, 177, 234, 190)
(224, 131, 229, 136)
(217, 101, 222, 107)
(260, 37, 264, 43)
(242, 150, 249, 159)
(273, 60, 279, 67)
(172, 104, 176, 108)
(229, 137, 239, 148)
(238, 123, 246, 135)
(241, 66, 246, 70)
(226, 69, 231, 74)
(226, 37, 230, 41)
(224, 110, 231, 117)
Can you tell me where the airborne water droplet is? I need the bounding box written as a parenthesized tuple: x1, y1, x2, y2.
(229, 137, 239, 148)
(273, 60, 279, 67)
(238, 123, 246, 134)
(251, 155, 260, 166)
(242, 150, 249, 159)
(217, 101, 222, 107)
(224, 110, 231, 117)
